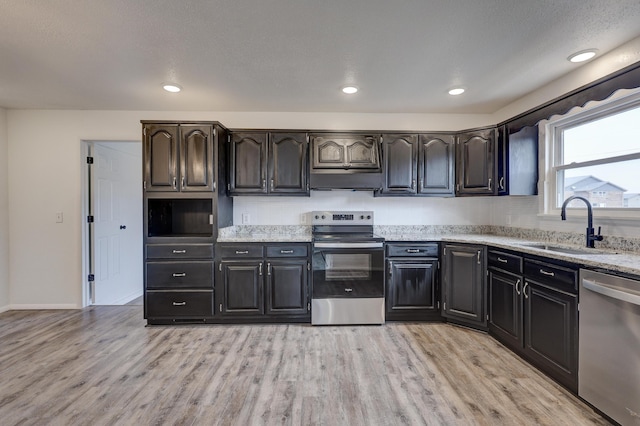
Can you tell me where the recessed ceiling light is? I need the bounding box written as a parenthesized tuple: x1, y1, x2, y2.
(162, 83, 182, 93)
(448, 88, 465, 96)
(342, 86, 358, 94)
(568, 49, 598, 63)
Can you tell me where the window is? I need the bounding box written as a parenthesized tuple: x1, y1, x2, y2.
(547, 91, 640, 214)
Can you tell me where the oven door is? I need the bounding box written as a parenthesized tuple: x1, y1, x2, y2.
(312, 242, 384, 298)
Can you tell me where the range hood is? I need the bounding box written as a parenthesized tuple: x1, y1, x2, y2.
(309, 134, 383, 190)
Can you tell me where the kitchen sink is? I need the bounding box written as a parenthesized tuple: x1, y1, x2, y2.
(520, 243, 616, 255)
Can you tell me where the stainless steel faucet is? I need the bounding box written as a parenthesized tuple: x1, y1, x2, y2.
(560, 195, 603, 248)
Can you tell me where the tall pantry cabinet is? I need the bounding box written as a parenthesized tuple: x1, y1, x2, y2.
(142, 121, 233, 324)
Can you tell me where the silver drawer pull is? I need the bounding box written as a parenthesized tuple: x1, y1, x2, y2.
(235, 250, 249, 255)
(172, 273, 186, 277)
(172, 250, 187, 254)
(539, 269, 555, 277)
(345, 288, 353, 292)
(280, 249, 294, 254)
(406, 249, 421, 253)
(172, 301, 186, 306)
(497, 257, 508, 263)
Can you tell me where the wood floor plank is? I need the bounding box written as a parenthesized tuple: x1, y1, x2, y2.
(0, 308, 611, 426)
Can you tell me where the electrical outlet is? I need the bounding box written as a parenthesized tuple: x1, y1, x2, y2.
(300, 213, 307, 224)
(505, 215, 512, 225)
(242, 213, 250, 224)
(56, 212, 64, 223)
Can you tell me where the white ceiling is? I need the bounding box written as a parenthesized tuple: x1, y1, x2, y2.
(1, 0, 640, 113)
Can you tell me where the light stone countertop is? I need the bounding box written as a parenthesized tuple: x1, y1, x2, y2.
(217, 226, 640, 277)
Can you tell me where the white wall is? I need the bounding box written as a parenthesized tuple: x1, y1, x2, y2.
(0, 108, 9, 312)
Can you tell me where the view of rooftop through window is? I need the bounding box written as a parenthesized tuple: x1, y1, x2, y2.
(557, 104, 640, 209)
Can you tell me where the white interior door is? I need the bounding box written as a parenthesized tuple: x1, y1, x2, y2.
(92, 142, 142, 305)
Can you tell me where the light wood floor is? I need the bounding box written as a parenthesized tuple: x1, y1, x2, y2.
(0, 307, 609, 426)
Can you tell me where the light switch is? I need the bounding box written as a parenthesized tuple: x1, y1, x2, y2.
(56, 212, 64, 223)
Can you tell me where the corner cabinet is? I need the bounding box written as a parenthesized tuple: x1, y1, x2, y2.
(456, 128, 496, 196)
(441, 243, 487, 329)
(143, 124, 216, 192)
(378, 133, 454, 196)
(229, 131, 309, 196)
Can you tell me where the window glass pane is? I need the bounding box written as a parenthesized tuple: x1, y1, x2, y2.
(556, 158, 640, 208)
(563, 105, 640, 164)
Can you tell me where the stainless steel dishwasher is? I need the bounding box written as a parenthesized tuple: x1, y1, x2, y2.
(579, 269, 640, 425)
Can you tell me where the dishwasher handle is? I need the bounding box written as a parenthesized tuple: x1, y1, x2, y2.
(582, 279, 640, 306)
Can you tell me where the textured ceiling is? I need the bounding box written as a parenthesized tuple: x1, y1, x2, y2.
(1, 0, 640, 113)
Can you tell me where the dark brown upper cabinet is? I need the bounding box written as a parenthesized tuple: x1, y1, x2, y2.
(378, 133, 454, 196)
(229, 131, 308, 196)
(380, 134, 417, 194)
(497, 125, 538, 196)
(418, 134, 455, 196)
(456, 128, 496, 196)
(229, 132, 268, 194)
(311, 134, 380, 170)
(143, 124, 215, 192)
(268, 133, 309, 194)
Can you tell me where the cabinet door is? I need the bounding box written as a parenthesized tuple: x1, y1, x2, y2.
(269, 133, 308, 195)
(456, 129, 496, 195)
(380, 134, 417, 194)
(218, 261, 264, 315)
(442, 244, 486, 328)
(523, 281, 577, 392)
(229, 132, 268, 194)
(311, 135, 380, 169)
(386, 259, 438, 320)
(180, 125, 214, 192)
(266, 259, 309, 315)
(144, 124, 179, 192)
(488, 268, 522, 350)
(418, 134, 454, 195)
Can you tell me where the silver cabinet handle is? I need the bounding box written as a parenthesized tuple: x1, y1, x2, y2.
(488, 178, 492, 191)
(497, 257, 508, 263)
(344, 288, 353, 292)
(477, 251, 481, 264)
(411, 179, 416, 190)
(235, 250, 249, 255)
(270, 179, 274, 191)
(499, 176, 505, 190)
(181, 177, 185, 189)
(406, 249, 421, 253)
(172, 273, 186, 277)
(262, 179, 266, 190)
(523, 282, 530, 299)
(388, 260, 393, 276)
(172, 249, 187, 254)
(172, 177, 177, 189)
(539, 269, 555, 277)
(280, 249, 294, 254)
(267, 262, 271, 276)
(172, 301, 186, 306)
(259, 263, 263, 276)
(515, 279, 521, 295)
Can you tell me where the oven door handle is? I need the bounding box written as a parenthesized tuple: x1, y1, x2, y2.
(313, 242, 383, 249)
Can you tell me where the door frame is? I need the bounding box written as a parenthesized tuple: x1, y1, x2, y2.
(80, 140, 141, 307)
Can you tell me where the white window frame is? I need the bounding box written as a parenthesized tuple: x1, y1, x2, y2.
(541, 87, 640, 221)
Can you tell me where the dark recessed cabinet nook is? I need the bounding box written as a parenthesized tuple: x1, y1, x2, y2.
(140, 63, 640, 401)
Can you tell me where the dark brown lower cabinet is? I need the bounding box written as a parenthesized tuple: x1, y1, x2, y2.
(215, 243, 310, 322)
(441, 243, 487, 329)
(488, 249, 578, 393)
(385, 243, 440, 321)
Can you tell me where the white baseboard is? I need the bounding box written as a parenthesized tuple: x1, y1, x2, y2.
(8, 304, 80, 310)
(0, 305, 9, 314)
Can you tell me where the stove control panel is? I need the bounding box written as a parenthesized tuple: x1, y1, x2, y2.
(311, 211, 374, 225)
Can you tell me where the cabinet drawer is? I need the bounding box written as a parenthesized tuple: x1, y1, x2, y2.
(146, 244, 213, 260)
(146, 261, 213, 288)
(488, 250, 522, 274)
(266, 244, 308, 258)
(386, 243, 438, 257)
(524, 259, 577, 293)
(146, 290, 213, 318)
(217, 244, 264, 258)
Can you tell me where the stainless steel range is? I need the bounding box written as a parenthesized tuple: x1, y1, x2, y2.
(311, 211, 385, 325)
